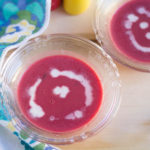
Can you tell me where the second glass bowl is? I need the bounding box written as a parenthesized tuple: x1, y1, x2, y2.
(94, 0, 150, 72)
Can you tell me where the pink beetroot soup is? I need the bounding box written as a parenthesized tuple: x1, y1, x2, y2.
(110, 0, 150, 62)
(17, 55, 103, 132)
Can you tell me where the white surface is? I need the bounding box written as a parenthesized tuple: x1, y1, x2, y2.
(0, 125, 24, 150)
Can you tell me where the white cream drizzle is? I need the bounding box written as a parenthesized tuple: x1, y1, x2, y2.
(123, 6, 150, 53)
(50, 68, 93, 107)
(28, 78, 45, 118)
(53, 85, 70, 98)
(65, 110, 83, 120)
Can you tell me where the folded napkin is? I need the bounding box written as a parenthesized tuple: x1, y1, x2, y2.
(0, 0, 60, 150)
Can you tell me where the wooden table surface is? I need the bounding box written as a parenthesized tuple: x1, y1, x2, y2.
(44, 1, 150, 150)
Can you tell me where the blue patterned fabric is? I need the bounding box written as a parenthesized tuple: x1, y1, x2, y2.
(0, 0, 49, 56)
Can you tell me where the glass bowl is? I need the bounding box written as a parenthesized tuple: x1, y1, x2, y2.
(94, 0, 150, 72)
(0, 34, 121, 145)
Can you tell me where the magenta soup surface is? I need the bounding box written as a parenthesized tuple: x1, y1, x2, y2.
(17, 55, 103, 132)
(110, 0, 150, 62)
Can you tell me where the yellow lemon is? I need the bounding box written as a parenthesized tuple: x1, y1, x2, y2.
(63, 0, 91, 15)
